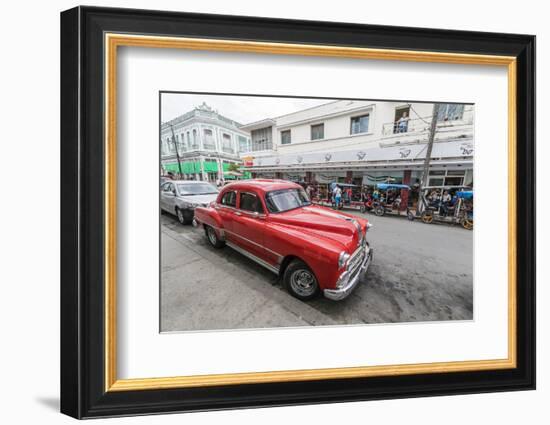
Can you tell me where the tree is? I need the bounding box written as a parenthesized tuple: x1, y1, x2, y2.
(227, 162, 241, 172)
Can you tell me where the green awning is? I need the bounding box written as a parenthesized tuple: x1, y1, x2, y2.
(164, 161, 201, 174)
(164, 160, 243, 175)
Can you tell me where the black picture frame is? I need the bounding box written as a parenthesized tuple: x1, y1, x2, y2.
(61, 6, 535, 419)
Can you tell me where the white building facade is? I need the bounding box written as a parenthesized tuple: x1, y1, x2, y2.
(161, 103, 251, 182)
(239, 100, 474, 190)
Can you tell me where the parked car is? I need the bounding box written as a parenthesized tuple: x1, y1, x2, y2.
(160, 180, 219, 224)
(194, 179, 373, 301)
(160, 176, 172, 186)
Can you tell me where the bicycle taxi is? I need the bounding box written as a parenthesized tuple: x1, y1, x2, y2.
(415, 186, 474, 230)
(364, 183, 414, 219)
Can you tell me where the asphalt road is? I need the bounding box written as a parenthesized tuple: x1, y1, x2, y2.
(160, 209, 473, 332)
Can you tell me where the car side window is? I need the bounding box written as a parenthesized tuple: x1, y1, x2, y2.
(162, 182, 171, 192)
(220, 191, 236, 207)
(239, 192, 263, 214)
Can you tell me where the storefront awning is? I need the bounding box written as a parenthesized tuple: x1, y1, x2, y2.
(249, 139, 473, 170)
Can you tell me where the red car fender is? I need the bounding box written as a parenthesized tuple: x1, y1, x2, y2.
(194, 205, 224, 237)
(264, 223, 343, 291)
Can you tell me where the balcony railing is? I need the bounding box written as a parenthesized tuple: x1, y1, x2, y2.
(381, 107, 474, 136)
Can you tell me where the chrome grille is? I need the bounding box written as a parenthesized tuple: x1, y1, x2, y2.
(347, 246, 365, 274)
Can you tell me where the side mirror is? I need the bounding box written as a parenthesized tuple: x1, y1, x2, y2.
(172, 189, 177, 196)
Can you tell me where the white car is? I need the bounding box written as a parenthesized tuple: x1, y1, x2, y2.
(160, 180, 219, 224)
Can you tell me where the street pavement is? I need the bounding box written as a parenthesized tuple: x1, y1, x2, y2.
(160, 209, 473, 332)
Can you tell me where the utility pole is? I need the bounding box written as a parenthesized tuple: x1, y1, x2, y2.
(169, 124, 183, 178)
(417, 103, 441, 214)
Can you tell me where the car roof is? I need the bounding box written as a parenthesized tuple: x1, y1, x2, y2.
(222, 179, 302, 193)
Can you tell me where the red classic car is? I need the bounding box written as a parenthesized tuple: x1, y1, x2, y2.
(193, 179, 373, 301)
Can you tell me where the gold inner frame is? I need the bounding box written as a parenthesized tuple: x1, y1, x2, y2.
(104, 33, 517, 392)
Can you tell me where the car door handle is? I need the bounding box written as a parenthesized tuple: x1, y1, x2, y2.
(234, 211, 242, 216)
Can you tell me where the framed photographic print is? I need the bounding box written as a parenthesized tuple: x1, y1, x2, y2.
(60, 6, 536, 419)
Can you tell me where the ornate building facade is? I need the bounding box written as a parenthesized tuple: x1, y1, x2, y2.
(161, 103, 251, 182)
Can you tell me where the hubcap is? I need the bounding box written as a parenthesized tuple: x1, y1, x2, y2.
(290, 269, 316, 297)
(207, 227, 217, 244)
(177, 209, 184, 223)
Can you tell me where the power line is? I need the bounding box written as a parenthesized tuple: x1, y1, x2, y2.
(407, 103, 432, 124)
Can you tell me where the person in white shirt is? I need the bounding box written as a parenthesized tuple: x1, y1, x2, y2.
(334, 185, 342, 208)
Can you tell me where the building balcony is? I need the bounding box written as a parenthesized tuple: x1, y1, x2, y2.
(381, 107, 474, 138)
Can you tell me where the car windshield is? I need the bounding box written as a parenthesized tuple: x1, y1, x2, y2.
(265, 188, 311, 213)
(177, 183, 218, 195)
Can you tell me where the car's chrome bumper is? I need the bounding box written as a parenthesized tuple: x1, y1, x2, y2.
(324, 243, 373, 301)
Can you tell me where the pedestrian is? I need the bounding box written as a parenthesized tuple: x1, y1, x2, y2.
(396, 111, 410, 133)
(345, 187, 352, 203)
(306, 184, 313, 200)
(334, 185, 342, 209)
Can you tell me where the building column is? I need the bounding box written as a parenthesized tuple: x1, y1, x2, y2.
(401, 169, 412, 210)
(217, 157, 223, 182)
(199, 156, 206, 181)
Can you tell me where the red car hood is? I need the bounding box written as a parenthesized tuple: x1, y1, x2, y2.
(267, 205, 363, 251)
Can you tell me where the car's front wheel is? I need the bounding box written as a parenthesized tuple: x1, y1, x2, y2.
(284, 260, 320, 301)
(204, 225, 225, 249)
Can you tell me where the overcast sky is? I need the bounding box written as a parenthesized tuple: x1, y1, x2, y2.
(161, 93, 330, 125)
